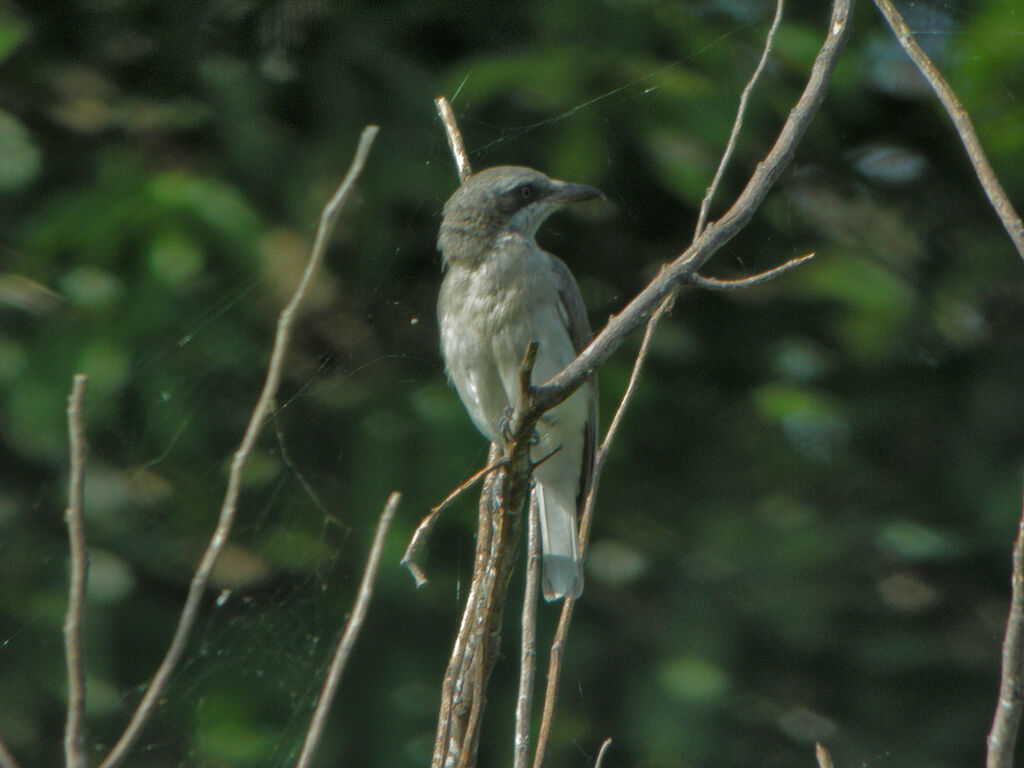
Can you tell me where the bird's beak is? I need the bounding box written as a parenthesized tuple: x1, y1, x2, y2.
(549, 181, 603, 204)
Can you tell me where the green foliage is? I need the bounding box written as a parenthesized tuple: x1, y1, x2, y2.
(0, 2, 1022, 768)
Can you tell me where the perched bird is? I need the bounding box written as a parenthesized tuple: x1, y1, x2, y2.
(437, 166, 600, 601)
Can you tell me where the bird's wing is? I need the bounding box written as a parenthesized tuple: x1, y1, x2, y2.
(549, 255, 598, 511)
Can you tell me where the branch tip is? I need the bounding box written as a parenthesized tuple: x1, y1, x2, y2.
(436, 96, 473, 183)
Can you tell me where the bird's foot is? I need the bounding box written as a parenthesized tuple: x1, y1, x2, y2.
(499, 407, 541, 445)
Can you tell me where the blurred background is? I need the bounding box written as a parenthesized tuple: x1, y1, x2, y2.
(1, 1, 1022, 766)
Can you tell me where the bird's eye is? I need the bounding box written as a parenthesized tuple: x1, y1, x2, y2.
(518, 184, 534, 202)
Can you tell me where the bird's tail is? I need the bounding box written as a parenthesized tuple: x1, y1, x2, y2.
(535, 485, 583, 601)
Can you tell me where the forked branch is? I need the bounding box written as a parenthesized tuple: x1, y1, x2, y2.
(533, 0, 852, 414)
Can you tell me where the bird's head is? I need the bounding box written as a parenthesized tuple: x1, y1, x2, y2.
(438, 166, 601, 267)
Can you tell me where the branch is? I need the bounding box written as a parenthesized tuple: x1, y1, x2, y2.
(987, 474, 1024, 768)
(431, 347, 542, 768)
(695, 0, 786, 237)
(295, 491, 400, 768)
(437, 96, 473, 183)
(873, 0, 1024, 262)
(432, 445, 504, 768)
(534, 0, 852, 415)
(692, 252, 815, 290)
(402, 456, 506, 588)
(97, 124, 380, 768)
(0, 740, 20, 768)
(815, 743, 835, 768)
(513, 499, 541, 768)
(63, 374, 89, 768)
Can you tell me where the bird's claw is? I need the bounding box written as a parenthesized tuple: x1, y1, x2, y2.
(499, 407, 515, 443)
(499, 407, 540, 445)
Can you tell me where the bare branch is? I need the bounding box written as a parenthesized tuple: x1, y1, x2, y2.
(692, 252, 815, 290)
(403, 457, 506, 588)
(437, 96, 473, 183)
(815, 742, 835, 768)
(696, 0, 786, 237)
(0, 740, 21, 768)
(596, 291, 676, 477)
(98, 125, 380, 768)
(872, 0, 1024, 262)
(63, 373, 89, 768)
(987, 475, 1024, 768)
(295, 491, 400, 768)
(514, 499, 541, 768)
(594, 738, 613, 768)
(534, 0, 852, 415)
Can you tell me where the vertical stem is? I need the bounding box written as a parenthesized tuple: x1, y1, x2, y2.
(513, 499, 541, 768)
(63, 374, 89, 768)
(987, 475, 1024, 768)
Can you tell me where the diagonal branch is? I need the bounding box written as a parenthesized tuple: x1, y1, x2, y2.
(403, 457, 506, 588)
(295, 492, 400, 768)
(873, 0, 1024, 262)
(533, 0, 853, 416)
(97, 125, 380, 768)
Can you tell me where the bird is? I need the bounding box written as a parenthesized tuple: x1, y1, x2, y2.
(437, 165, 600, 601)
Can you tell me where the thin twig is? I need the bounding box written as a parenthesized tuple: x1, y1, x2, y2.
(593, 738, 613, 768)
(98, 125, 380, 768)
(873, 0, 1024, 262)
(815, 742, 835, 768)
(695, 0, 786, 237)
(434, 459, 508, 515)
(513, 499, 541, 768)
(987, 475, 1024, 768)
(437, 96, 473, 183)
(692, 252, 815, 290)
(0, 740, 21, 768)
(402, 456, 506, 588)
(63, 373, 89, 768)
(295, 491, 400, 768)
(533, 290, 676, 768)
